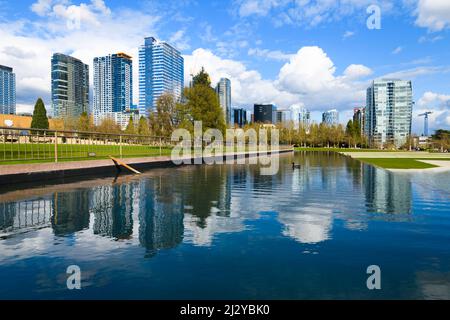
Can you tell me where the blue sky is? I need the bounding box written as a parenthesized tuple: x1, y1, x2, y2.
(0, 0, 450, 133)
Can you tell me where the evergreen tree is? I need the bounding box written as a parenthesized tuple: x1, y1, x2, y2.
(192, 67, 211, 87)
(125, 116, 136, 135)
(31, 98, 49, 130)
(138, 116, 150, 136)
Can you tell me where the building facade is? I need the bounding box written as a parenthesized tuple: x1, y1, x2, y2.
(298, 107, 311, 129)
(93, 53, 133, 124)
(254, 104, 277, 124)
(139, 37, 184, 117)
(322, 109, 339, 126)
(0, 65, 16, 115)
(365, 79, 413, 148)
(215, 78, 232, 125)
(353, 107, 365, 135)
(51, 54, 89, 119)
(233, 108, 247, 127)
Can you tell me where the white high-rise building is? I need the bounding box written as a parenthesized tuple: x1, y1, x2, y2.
(93, 53, 133, 125)
(365, 79, 413, 148)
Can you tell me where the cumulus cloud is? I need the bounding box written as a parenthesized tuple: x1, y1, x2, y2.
(415, 91, 450, 133)
(415, 0, 450, 31)
(276, 46, 372, 109)
(185, 46, 372, 112)
(184, 48, 298, 108)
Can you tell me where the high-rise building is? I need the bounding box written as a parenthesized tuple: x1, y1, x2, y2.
(322, 109, 339, 125)
(365, 79, 413, 148)
(353, 107, 365, 135)
(51, 54, 89, 118)
(215, 78, 231, 125)
(233, 108, 247, 127)
(0, 65, 16, 115)
(254, 104, 277, 124)
(139, 37, 184, 117)
(299, 107, 311, 129)
(93, 53, 133, 124)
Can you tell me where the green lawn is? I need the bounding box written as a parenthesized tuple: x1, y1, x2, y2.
(0, 143, 173, 165)
(358, 158, 438, 169)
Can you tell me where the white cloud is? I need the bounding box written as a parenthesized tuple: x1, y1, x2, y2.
(237, 0, 394, 27)
(392, 46, 403, 54)
(184, 48, 298, 108)
(276, 46, 372, 109)
(238, 0, 287, 17)
(382, 66, 450, 80)
(343, 31, 355, 39)
(185, 46, 372, 113)
(247, 48, 293, 61)
(415, 0, 450, 31)
(30, 0, 53, 16)
(169, 29, 191, 51)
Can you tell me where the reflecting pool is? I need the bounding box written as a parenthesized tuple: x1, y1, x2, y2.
(0, 152, 449, 299)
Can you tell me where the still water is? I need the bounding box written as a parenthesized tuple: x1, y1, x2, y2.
(0, 152, 449, 299)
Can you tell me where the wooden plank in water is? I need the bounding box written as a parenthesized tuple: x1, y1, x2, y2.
(109, 156, 141, 174)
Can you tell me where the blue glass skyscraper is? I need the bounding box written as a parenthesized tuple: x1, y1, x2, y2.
(0, 65, 16, 115)
(139, 37, 184, 117)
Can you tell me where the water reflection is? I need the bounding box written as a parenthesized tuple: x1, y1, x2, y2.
(0, 152, 449, 299)
(0, 153, 417, 247)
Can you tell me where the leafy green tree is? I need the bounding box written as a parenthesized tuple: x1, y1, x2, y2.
(31, 98, 49, 131)
(183, 72, 226, 132)
(77, 112, 95, 132)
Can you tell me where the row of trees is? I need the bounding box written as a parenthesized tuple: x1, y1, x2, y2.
(30, 68, 448, 151)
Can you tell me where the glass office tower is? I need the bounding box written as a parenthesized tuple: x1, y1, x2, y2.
(215, 78, 232, 125)
(0, 65, 16, 115)
(51, 54, 89, 118)
(365, 79, 413, 148)
(139, 37, 184, 118)
(322, 109, 339, 125)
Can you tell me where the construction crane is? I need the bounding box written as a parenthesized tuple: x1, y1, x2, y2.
(418, 111, 433, 137)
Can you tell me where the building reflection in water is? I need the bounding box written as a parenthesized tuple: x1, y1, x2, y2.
(363, 164, 412, 215)
(0, 199, 52, 236)
(91, 184, 134, 240)
(0, 153, 414, 252)
(52, 191, 90, 236)
(138, 179, 184, 255)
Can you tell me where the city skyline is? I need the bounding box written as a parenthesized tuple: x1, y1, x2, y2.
(0, 1, 449, 133)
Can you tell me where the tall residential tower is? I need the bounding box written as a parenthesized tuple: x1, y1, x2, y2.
(93, 53, 133, 124)
(139, 37, 184, 117)
(365, 79, 413, 148)
(0, 65, 16, 115)
(51, 54, 89, 118)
